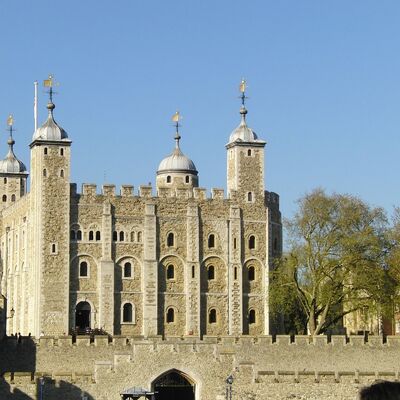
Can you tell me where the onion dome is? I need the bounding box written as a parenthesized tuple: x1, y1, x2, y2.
(157, 113, 197, 175)
(0, 117, 27, 174)
(228, 106, 259, 143)
(32, 101, 68, 141)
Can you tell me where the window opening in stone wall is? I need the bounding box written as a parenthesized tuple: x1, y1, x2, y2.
(130, 231, 135, 242)
(89, 231, 94, 241)
(166, 175, 171, 183)
(166, 308, 174, 323)
(249, 309, 256, 324)
(77, 230, 82, 241)
(96, 231, 101, 241)
(247, 192, 253, 202)
(248, 266, 255, 281)
(119, 231, 125, 241)
(60, 148, 64, 156)
(247, 149, 252, 156)
(80, 261, 88, 277)
(2, 195, 6, 202)
(44, 147, 48, 155)
(233, 238, 237, 249)
(249, 235, 256, 249)
(113, 231, 118, 241)
(70, 230, 76, 240)
(137, 231, 142, 242)
(51, 243, 57, 254)
(209, 309, 217, 323)
(208, 234, 215, 248)
(185, 175, 190, 183)
(60, 169, 64, 178)
(123, 303, 133, 322)
(11, 194, 15, 202)
(234, 267, 237, 280)
(167, 264, 175, 280)
(167, 232, 174, 247)
(43, 169, 47, 177)
(274, 237, 278, 251)
(207, 265, 215, 280)
(192, 265, 195, 278)
(124, 262, 132, 278)
(3, 178, 6, 184)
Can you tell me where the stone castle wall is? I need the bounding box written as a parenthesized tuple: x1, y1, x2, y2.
(1, 334, 399, 399)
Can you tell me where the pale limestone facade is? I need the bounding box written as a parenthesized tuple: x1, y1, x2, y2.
(0, 98, 282, 340)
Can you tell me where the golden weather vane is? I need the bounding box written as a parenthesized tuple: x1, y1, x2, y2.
(7, 114, 13, 127)
(43, 74, 59, 102)
(239, 78, 248, 107)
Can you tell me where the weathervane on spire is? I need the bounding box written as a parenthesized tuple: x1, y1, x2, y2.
(172, 111, 182, 148)
(6, 114, 14, 137)
(43, 74, 59, 103)
(239, 79, 248, 120)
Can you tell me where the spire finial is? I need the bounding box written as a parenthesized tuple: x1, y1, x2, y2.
(239, 78, 248, 121)
(43, 74, 58, 114)
(172, 111, 182, 148)
(6, 114, 15, 149)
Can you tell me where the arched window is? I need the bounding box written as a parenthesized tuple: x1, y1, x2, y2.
(167, 264, 174, 280)
(113, 231, 118, 241)
(247, 192, 253, 202)
(234, 267, 237, 280)
(166, 308, 174, 323)
(249, 235, 256, 250)
(51, 243, 56, 254)
(3, 178, 6, 184)
(137, 231, 142, 242)
(167, 232, 174, 247)
(79, 261, 88, 277)
(208, 234, 215, 248)
(166, 176, 171, 183)
(207, 265, 215, 280)
(249, 309, 256, 324)
(96, 231, 101, 241)
(60, 169, 64, 178)
(124, 262, 132, 278)
(130, 231, 135, 242)
(11, 194, 15, 202)
(248, 266, 255, 281)
(77, 230, 82, 241)
(185, 175, 190, 183)
(70, 230, 76, 240)
(43, 169, 47, 177)
(2, 195, 6, 202)
(209, 309, 217, 323)
(44, 147, 48, 155)
(122, 303, 133, 323)
(247, 149, 252, 156)
(233, 238, 237, 249)
(89, 231, 94, 241)
(119, 231, 125, 242)
(192, 265, 195, 279)
(60, 148, 64, 156)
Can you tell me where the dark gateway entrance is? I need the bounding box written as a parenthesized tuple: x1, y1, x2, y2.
(75, 301, 91, 330)
(153, 371, 195, 400)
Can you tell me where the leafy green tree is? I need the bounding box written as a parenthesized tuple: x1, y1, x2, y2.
(271, 189, 389, 335)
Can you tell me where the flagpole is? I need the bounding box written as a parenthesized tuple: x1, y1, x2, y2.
(34, 81, 38, 132)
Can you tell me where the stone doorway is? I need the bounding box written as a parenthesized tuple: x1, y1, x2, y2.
(75, 301, 91, 330)
(153, 370, 195, 400)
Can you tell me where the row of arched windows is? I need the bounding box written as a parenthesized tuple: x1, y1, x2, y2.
(43, 147, 65, 156)
(164, 308, 256, 324)
(2, 194, 16, 202)
(71, 230, 101, 241)
(42, 168, 65, 177)
(165, 175, 191, 184)
(113, 231, 142, 242)
(79, 261, 134, 278)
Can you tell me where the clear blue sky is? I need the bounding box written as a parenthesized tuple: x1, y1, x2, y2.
(0, 1, 399, 219)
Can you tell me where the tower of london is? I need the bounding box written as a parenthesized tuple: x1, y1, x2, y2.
(0, 79, 282, 340)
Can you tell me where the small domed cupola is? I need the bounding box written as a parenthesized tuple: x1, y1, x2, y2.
(156, 111, 199, 191)
(0, 115, 27, 174)
(228, 106, 259, 143)
(32, 101, 68, 142)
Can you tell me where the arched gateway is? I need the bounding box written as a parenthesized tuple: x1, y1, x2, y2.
(75, 301, 91, 331)
(153, 370, 195, 400)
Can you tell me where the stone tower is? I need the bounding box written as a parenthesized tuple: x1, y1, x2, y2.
(29, 92, 71, 336)
(0, 117, 28, 210)
(226, 82, 266, 202)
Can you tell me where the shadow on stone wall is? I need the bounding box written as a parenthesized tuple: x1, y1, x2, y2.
(0, 336, 94, 399)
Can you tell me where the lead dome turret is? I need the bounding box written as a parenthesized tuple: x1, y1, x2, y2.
(156, 112, 198, 192)
(32, 102, 68, 141)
